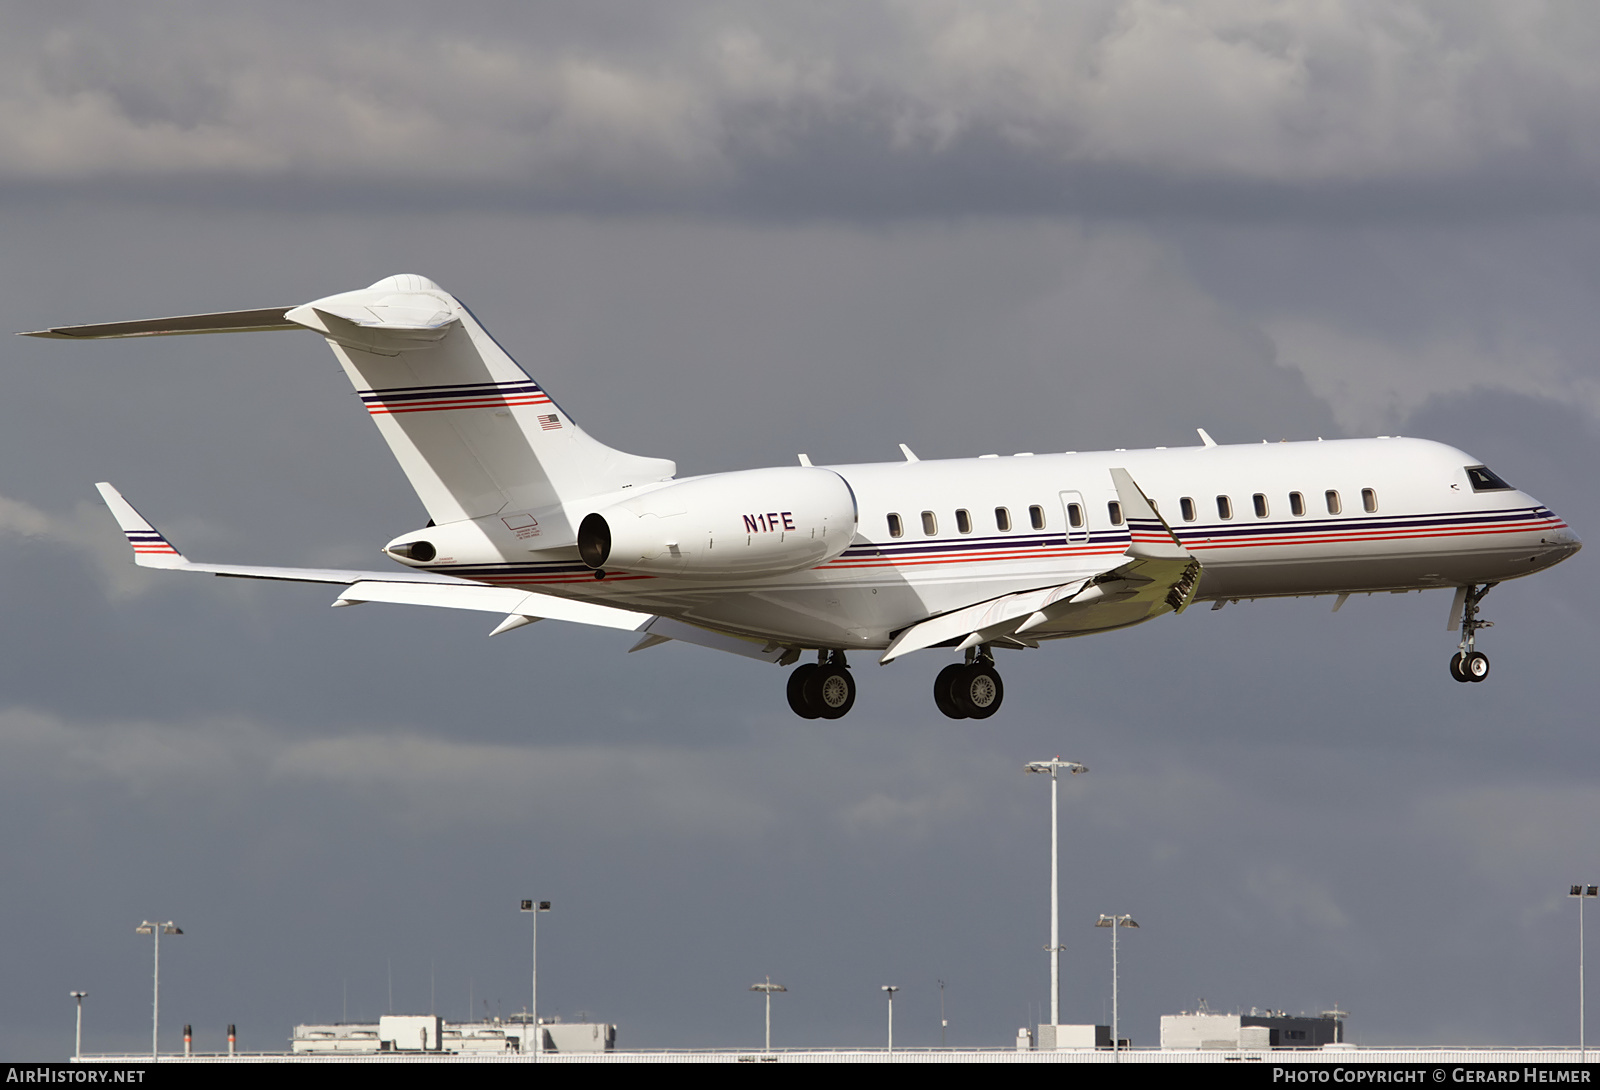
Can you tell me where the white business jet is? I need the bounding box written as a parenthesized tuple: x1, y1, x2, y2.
(25, 275, 1581, 720)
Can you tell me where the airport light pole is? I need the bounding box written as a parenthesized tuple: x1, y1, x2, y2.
(1574, 885, 1598, 1059)
(1026, 757, 1088, 1030)
(749, 977, 786, 1053)
(134, 921, 181, 1059)
(1095, 913, 1138, 1058)
(520, 899, 550, 1056)
(70, 992, 87, 1061)
(881, 985, 899, 1053)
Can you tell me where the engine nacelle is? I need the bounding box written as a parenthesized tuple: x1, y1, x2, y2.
(577, 467, 857, 578)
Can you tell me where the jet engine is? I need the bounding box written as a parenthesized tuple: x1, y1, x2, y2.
(577, 466, 857, 578)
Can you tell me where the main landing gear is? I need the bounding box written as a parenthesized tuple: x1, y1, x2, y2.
(787, 651, 857, 719)
(934, 648, 1004, 719)
(1449, 582, 1497, 683)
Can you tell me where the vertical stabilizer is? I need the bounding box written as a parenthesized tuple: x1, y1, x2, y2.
(285, 275, 675, 524)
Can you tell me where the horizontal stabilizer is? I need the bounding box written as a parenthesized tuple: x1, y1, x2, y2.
(287, 304, 459, 355)
(22, 309, 299, 340)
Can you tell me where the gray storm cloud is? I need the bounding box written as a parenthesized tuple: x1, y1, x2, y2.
(5, 1, 1599, 209)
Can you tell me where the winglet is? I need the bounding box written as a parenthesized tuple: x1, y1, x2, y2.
(94, 483, 190, 569)
(1196, 428, 1218, 448)
(1109, 468, 1191, 562)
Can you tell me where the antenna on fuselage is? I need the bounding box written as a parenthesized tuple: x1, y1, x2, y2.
(1196, 428, 1218, 448)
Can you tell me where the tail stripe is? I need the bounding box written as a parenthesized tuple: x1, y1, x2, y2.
(359, 379, 552, 416)
(124, 530, 180, 556)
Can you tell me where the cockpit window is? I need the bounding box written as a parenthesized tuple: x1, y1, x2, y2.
(1465, 465, 1513, 492)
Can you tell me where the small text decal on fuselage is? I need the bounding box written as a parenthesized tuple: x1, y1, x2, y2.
(743, 512, 796, 533)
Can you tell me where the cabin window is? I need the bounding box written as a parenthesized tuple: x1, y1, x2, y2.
(1029, 505, 1046, 530)
(1362, 488, 1378, 513)
(1325, 490, 1342, 515)
(1108, 501, 1124, 526)
(1253, 493, 1269, 518)
(1289, 492, 1305, 516)
(887, 513, 904, 538)
(1465, 465, 1513, 492)
(1066, 503, 1084, 528)
(956, 508, 972, 534)
(1180, 497, 1196, 522)
(995, 507, 1012, 531)
(921, 510, 938, 536)
(1217, 495, 1233, 520)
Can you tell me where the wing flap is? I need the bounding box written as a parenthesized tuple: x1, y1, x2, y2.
(334, 580, 653, 633)
(880, 579, 1095, 663)
(629, 616, 789, 663)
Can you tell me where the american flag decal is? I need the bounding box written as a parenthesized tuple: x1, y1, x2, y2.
(537, 414, 562, 431)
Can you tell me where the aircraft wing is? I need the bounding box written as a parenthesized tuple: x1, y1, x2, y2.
(879, 468, 1202, 663)
(95, 483, 785, 662)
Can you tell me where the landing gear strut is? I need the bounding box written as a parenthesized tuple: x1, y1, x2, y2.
(1449, 583, 1497, 683)
(934, 647, 1004, 719)
(786, 651, 856, 719)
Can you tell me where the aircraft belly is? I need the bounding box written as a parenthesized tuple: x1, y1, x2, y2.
(668, 582, 926, 649)
(531, 558, 1115, 648)
(1193, 533, 1567, 599)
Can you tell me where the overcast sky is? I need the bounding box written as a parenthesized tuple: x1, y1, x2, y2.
(4, 1, 1600, 1057)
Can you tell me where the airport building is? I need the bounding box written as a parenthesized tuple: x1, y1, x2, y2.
(290, 1014, 615, 1055)
(1159, 1007, 1345, 1050)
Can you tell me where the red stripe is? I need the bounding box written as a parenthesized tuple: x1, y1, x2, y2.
(367, 394, 552, 415)
(1186, 522, 1556, 551)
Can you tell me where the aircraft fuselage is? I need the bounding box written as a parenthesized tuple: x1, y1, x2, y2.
(417, 436, 1578, 651)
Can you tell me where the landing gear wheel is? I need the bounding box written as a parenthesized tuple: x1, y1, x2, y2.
(805, 664, 857, 719)
(787, 663, 821, 718)
(934, 664, 968, 719)
(953, 663, 1004, 719)
(1450, 583, 1497, 686)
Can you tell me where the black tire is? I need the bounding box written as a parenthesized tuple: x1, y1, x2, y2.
(787, 664, 821, 718)
(1464, 651, 1490, 682)
(934, 664, 968, 719)
(804, 664, 856, 719)
(1449, 652, 1469, 682)
(954, 663, 1004, 719)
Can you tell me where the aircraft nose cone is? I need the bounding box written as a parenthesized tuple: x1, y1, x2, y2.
(1540, 519, 1582, 565)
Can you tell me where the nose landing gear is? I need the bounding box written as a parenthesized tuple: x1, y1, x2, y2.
(934, 647, 1005, 719)
(786, 651, 857, 719)
(1449, 583, 1497, 683)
